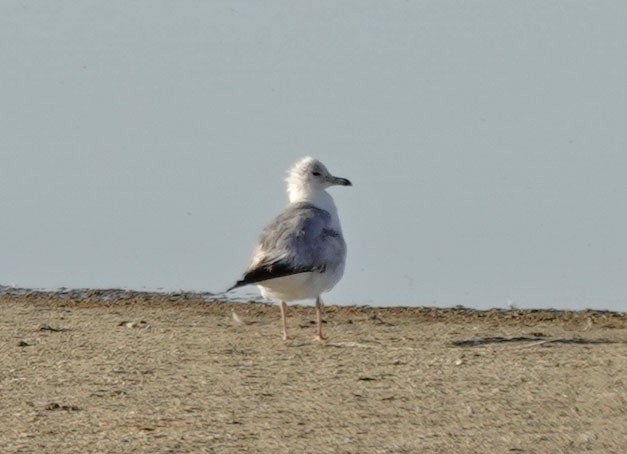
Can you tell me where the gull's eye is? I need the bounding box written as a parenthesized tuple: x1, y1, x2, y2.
(312, 171, 321, 176)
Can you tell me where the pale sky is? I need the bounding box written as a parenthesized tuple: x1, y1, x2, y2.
(1, 2, 626, 310)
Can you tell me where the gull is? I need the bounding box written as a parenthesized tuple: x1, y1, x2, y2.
(228, 157, 351, 341)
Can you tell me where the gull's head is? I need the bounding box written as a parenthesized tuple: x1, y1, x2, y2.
(286, 157, 351, 201)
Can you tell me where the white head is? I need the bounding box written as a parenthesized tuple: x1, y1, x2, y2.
(285, 157, 352, 202)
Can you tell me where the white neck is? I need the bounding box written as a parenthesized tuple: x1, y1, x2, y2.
(288, 186, 342, 232)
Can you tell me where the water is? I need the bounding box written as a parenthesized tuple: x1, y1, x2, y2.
(2, 2, 626, 311)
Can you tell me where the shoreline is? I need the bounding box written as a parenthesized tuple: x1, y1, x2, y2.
(1, 286, 625, 326)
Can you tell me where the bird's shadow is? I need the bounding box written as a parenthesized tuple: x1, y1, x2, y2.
(449, 335, 624, 347)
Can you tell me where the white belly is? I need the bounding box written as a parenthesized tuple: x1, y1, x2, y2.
(257, 266, 344, 302)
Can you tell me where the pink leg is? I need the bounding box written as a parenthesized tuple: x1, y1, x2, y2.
(280, 301, 289, 341)
(314, 296, 325, 341)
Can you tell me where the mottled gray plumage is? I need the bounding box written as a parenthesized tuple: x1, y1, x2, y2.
(229, 202, 346, 290)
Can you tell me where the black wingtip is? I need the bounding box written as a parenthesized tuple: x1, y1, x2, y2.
(227, 261, 318, 294)
(226, 280, 246, 293)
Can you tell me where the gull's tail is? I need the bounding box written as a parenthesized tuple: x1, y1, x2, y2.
(226, 261, 316, 293)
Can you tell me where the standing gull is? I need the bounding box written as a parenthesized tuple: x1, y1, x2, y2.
(228, 157, 351, 341)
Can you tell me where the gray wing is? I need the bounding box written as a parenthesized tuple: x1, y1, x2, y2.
(229, 202, 344, 290)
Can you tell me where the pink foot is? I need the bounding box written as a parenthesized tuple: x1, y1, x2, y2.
(314, 333, 326, 342)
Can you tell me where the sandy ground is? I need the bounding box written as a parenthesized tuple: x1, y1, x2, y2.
(1, 290, 626, 453)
